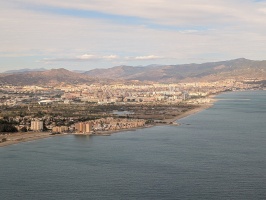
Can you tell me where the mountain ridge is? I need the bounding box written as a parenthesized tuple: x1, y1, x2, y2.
(0, 68, 97, 86)
(3, 68, 48, 74)
(1, 58, 266, 85)
(84, 58, 266, 82)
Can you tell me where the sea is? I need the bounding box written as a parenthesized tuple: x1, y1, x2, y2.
(0, 90, 266, 200)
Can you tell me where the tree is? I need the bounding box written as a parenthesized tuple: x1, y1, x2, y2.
(0, 124, 18, 133)
(20, 127, 27, 132)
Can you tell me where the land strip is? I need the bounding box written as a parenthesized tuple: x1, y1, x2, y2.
(0, 100, 215, 147)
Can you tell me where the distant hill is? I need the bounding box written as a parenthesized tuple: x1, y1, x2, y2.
(84, 58, 266, 82)
(3, 68, 47, 74)
(72, 70, 87, 73)
(0, 68, 98, 86)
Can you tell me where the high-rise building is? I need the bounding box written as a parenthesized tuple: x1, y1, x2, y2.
(75, 122, 92, 134)
(85, 123, 92, 132)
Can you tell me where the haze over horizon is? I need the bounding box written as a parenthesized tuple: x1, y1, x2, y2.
(1, 0, 266, 72)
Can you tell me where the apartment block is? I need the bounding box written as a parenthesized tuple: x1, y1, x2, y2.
(31, 120, 43, 131)
(75, 122, 92, 134)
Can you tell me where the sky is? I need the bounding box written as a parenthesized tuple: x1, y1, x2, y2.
(1, 0, 266, 72)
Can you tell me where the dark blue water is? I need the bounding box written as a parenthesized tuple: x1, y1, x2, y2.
(1, 91, 266, 199)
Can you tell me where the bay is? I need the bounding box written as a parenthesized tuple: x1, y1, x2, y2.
(0, 90, 266, 199)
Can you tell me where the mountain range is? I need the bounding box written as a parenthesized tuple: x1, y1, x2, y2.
(0, 68, 98, 86)
(1, 58, 266, 85)
(84, 58, 266, 82)
(3, 68, 47, 74)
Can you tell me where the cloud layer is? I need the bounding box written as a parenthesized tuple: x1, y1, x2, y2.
(1, 0, 266, 71)
(41, 54, 163, 63)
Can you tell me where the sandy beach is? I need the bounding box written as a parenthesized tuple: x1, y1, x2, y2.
(0, 98, 216, 148)
(162, 103, 214, 124)
(0, 132, 54, 147)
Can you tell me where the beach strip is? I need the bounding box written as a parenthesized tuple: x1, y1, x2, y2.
(0, 132, 53, 147)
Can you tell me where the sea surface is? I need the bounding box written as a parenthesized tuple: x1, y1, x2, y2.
(1, 90, 266, 200)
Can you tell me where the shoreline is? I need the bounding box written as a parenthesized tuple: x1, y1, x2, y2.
(0, 132, 54, 148)
(161, 103, 214, 124)
(0, 97, 216, 148)
(92, 100, 216, 136)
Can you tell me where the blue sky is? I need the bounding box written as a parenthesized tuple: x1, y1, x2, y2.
(1, 0, 266, 72)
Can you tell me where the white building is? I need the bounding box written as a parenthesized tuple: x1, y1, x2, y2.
(31, 120, 43, 131)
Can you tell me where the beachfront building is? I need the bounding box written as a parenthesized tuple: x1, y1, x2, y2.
(75, 122, 92, 134)
(52, 126, 68, 133)
(31, 120, 43, 131)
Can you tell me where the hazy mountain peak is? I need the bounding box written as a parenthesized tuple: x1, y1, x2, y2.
(3, 68, 47, 74)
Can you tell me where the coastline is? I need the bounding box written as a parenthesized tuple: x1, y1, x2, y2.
(93, 100, 216, 136)
(0, 132, 54, 148)
(0, 96, 217, 148)
(162, 102, 215, 124)
(91, 124, 156, 136)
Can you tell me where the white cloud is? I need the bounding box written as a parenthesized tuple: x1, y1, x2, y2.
(76, 54, 119, 61)
(128, 55, 164, 60)
(77, 54, 98, 60)
(102, 55, 119, 60)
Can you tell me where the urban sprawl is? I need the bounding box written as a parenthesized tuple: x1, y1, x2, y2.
(0, 79, 263, 136)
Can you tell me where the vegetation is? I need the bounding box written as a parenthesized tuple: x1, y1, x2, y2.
(20, 127, 27, 132)
(0, 119, 18, 133)
(0, 124, 18, 133)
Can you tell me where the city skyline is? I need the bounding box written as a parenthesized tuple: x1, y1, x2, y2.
(1, 0, 266, 72)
